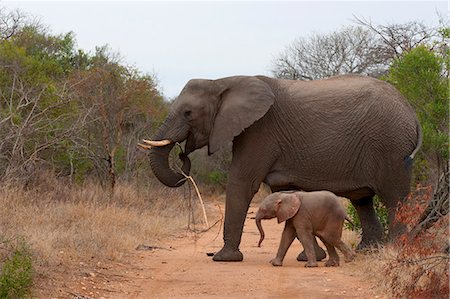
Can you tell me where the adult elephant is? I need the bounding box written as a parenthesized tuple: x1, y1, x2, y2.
(141, 75, 422, 262)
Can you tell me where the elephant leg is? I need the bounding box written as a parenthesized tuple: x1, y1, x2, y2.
(212, 139, 277, 262)
(213, 173, 261, 262)
(270, 221, 296, 266)
(297, 232, 318, 267)
(351, 196, 384, 250)
(383, 192, 408, 241)
(334, 240, 356, 263)
(321, 240, 340, 267)
(297, 237, 326, 261)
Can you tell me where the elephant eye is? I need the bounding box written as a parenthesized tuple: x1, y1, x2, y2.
(184, 110, 192, 118)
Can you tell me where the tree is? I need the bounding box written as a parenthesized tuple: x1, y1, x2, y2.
(0, 8, 26, 40)
(354, 17, 439, 58)
(0, 8, 168, 188)
(272, 21, 437, 81)
(69, 47, 167, 189)
(386, 45, 448, 179)
(386, 43, 449, 246)
(0, 22, 82, 182)
(272, 26, 391, 80)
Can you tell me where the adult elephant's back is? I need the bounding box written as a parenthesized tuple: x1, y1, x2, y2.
(273, 74, 420, 169)
(261, 74, 421, 210)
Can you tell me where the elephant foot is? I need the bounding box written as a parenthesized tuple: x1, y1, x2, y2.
(325, 259, 340, 267)
(212, 246, 243, 262)
(357, 226, 384, 251)
(270, 258, 283, 267)
(304, 261, 318, 268)
(297, 249, 326, 262)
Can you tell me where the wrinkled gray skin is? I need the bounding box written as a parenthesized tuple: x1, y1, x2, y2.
(147, 75, 422, 262)
(256, 191, 355, 267)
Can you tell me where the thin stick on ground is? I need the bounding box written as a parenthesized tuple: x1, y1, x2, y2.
(180, 171, 209, 228)
(171, 142, 209, 228)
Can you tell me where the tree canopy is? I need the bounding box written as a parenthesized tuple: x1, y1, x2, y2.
(272, 20, 440, 80)
(0, 12, 168, 187)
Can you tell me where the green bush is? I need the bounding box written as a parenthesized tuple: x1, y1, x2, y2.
(345, 196, 388, 233)
(206, 170, 228, 187)
(0, 238, 33, 299)
(386, 45, 449, 180)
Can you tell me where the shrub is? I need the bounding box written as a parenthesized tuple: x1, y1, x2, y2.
(188, 146, 231, 191)
(386, 45, 449, 182)
(345, 196, 388, 233)
(0, 177, 202, 297)
(0, 237, 33, 298)
(207, 171, 228, 187)
(368, 183, 449, 298)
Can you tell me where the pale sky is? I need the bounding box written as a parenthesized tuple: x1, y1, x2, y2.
(2, 1, 447, 98)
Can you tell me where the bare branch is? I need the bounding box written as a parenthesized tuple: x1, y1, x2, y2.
(273, 20, 437, 81)
(354, 17, 438, 57)
(410, 167, 449, 238)
(0, 8, 24, 40)
(271, 25, 390, 80)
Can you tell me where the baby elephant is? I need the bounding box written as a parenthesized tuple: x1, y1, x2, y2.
(256, 190, 355, 267)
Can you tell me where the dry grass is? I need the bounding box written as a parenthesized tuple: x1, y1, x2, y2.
(0, 180, 195, 279)
(341, 228, 361, 250)
(344, 182, 449, 298)
(358, 244, 449, 298)
(0, 177, 273, 297)
(355, 211, 449, 299)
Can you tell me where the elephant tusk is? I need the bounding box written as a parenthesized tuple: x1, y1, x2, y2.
(142, 139, 172, 147)
(137, 143, 152, 150)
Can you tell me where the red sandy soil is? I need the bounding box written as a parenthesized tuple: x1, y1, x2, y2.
(40, 202, 385, 298)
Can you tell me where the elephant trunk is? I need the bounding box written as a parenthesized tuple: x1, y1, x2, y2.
(256, 217, 265, 247)
(148, 120, 191, 188)
(149, 143, 191, 187)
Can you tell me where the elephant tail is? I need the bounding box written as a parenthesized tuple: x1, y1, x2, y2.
(404, 119, 423, 169)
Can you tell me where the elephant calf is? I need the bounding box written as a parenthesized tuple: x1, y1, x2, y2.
(256, 190, 355, 267)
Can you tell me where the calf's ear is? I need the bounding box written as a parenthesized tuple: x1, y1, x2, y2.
(276, 194, 301, 223)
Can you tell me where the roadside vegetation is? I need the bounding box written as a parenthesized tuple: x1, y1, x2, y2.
(0, 236, 33, 298)
(0, 7, 195, 296)
(0, 179, 195, 297)
(0, 6, 447, 298)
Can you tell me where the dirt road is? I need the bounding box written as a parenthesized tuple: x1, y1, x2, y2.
(126, 203, 382, 299)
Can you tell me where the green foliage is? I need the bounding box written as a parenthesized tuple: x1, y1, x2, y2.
(188, 147, 231, 190)
(114, 145, 126, 176)
(0, 238, 33, 299)
(0, 10, 168, 186)
(438, 27, 450, 39)
(345, 196, 389, 232)
(385, 45, 449, 179)
(53, 146, 94, 183)
(206, 171, 228, 187)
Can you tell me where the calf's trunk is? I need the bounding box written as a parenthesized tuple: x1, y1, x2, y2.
(256, 218, 265, 247)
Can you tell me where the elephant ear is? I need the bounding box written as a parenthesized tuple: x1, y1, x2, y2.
(276, 194, 301, 224)
(208, 76, 275, 154)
